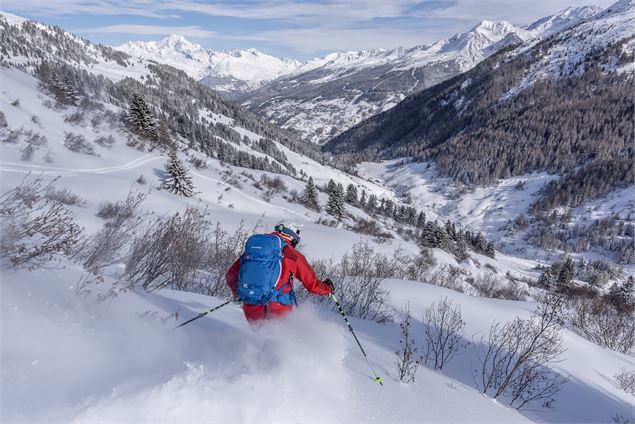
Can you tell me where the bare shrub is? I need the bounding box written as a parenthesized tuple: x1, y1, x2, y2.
(0, 176, 82, 269)
(0, 111, 7, 128)
(190, 220, 258, 297)
(136, 175, 147, 185)
(312, 241, 394, 323)
(25, 131, 47, 147)
(396, 304, 421, 383)
(64, 111, 84, 125)
(569, 297, 635, 354)
(350, 218, 392, 239)
(77, 191, 147, 271)
(94, 135, 115, 148)
(475, 294, 567, 410)
(64, 132, 96, 155)
(45, 187, 84, 206)
(189, 156, 207, 169)
(615, 370, 635, 395)
(422, 297, 466, 370)
(472, 272, 528, 300)
(316, 216, 338, 227)
(386, 248, 437, 282)
(21, 144, 35, 161)
(11, 98, 20, 107)
(31, 115, 41, 126)
(258, 174, 287, 192)
(471, 272, 499, 297)
(422, 265, 466, 293)
(124, 207, 212, 292)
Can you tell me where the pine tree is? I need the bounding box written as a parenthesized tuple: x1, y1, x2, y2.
(345, 184, 358, 206)
(326, 181, 346, 220)
(366, 194, 378, 214)
(127, 94, 157, 141)
(557, 256, 574, 287)
(51, 73, 78, 105)
(359, 190, 367, 208)
(416, 211, 426, 228)
(163, 152, 194, 197)
(421, 221, 440, 247)
(302, 176, 320, 211)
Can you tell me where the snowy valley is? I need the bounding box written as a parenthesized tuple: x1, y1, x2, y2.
(1, 2, 634, 423)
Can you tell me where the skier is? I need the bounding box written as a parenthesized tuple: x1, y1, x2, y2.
(225, 222, 334, 322)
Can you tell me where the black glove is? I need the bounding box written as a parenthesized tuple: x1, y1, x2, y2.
(323, 278, 335, 293)
(232, 295, 242, 304)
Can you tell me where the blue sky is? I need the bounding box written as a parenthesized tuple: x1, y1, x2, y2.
(3, 0, 615, 60)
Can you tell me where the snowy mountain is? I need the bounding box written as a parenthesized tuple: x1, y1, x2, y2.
(117, 35, 302, 97)
(325, 0, 634, 265)
(240, 5, 602, 143)
(523, 5, 603, 35)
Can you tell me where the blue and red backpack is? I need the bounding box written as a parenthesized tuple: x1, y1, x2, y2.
(237, 234, 296, 306)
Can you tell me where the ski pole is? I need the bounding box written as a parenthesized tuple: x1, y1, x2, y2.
(174, 299, 233, 329)
(330, 292, 383, 386)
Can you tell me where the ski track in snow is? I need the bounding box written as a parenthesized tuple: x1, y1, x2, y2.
(0, 155, 164, 175)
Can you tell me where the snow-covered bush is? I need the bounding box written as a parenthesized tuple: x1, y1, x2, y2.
(45, 187, 84, 206)
(78, 191, 147, 272)
(422, 297, 466, 370)
(422, 265, 466, 293)
(470, 272, 528, 301)
(64, 111, 84, 125)
(192, 221, 257, 298)
(94, 135, 115, 148)
(124, 207, 210, 291)
(0, 176, 82, 269)
(475, 294, 567, 410)
(569, 297, 635, 354)
(311, 241, 394, 323)
(396, 304, 421, 383)
(64, 132, 96, 155)
(615, 370, 635, 396)
(257, 174, 287, 192)
(350, 218, 392, 240)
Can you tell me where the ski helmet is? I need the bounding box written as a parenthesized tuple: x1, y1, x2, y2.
(275, 222, 302, 247)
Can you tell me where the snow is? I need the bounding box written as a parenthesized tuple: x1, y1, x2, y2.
(357, 158, 635, 273)
(116, 36, 302, 91)
(3, 261, 633, 422)
(503, 0, 635, 100)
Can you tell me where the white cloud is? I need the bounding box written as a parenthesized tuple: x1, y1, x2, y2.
(232, 25, 463, 53)
(76, 24, 218, 38)
(426, 0, 615, 24)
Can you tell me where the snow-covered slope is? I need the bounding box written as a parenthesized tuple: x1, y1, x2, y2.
(117, 35, 302, 96)
(4, 258, 633, 422)
(523, 5, 603, 35)
(241, 5, 601, 143)
(506, 0, 635, 96)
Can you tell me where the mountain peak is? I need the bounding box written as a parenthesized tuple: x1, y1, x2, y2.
(157, 34, 202, 51)
(524, 5, 602, 35)
(471, 20, 517, 35)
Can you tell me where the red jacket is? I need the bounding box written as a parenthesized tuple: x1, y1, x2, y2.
(225, 232, 332, 321)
